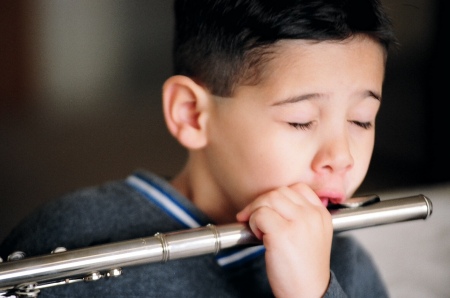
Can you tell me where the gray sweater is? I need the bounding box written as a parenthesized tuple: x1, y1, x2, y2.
(0, 171, 388, 297)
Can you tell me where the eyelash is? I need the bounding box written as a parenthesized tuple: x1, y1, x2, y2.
(288, 121, 373, 130)
(350, 121, 373, 130)
(288, 122, 314, 130)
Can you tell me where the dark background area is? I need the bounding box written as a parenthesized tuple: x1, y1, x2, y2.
(1, 0, 449, 243)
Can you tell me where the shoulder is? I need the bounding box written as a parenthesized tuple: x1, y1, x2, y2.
(330, 234, 388, 297)
(0, 178, 167, 258)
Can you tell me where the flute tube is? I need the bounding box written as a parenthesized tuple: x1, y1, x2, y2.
(0, 194, 432, 294)
(0, 223, 257, 293)
(331, 194, 432, 232)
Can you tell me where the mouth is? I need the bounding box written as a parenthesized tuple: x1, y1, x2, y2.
(320, 196, 345, 208)
(316, 189, 346, 208)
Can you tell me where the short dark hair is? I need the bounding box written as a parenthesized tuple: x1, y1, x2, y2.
(173, 0, 397, 96)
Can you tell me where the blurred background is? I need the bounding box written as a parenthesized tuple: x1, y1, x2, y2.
(1, 0, 449, 243)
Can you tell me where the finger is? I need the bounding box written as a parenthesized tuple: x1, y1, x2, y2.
(247, 205, 286, 240)
(289, 183, 324, 207)
(236, 188, 298, 222)
(238, 184, 323, 222)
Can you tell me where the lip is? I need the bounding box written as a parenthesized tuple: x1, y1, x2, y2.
(316, 190, 346, 207)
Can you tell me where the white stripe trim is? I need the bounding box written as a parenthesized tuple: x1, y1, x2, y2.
(216, 245, 265, 267)
(127, 176, 201, 228)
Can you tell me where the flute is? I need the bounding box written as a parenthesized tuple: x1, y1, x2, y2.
(0, 194, 432, 297)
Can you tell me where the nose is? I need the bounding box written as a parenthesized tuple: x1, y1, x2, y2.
(312, 132, 354, 175)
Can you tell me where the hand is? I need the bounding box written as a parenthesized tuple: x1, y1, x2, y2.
(236, 183, 333, 298)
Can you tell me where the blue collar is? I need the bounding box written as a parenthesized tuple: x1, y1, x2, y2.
(126, 172, 265, 268)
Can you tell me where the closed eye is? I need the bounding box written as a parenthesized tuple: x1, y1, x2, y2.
(350, 121, 373, 130)
(288, 122, 314, 130)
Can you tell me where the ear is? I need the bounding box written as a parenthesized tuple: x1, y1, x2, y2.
(162, 75, 210, 149)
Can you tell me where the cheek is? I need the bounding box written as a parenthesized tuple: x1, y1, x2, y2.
(231, 129, 290, 181)
(235, 128, 314, 193)
(209, 121, 305, 202)
(347, 132, 375, 194)
(357, 131, 375, 165)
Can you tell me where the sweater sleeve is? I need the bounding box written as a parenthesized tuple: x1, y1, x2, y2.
(325, 234, 389, 298)
(324, 271, 347, 298)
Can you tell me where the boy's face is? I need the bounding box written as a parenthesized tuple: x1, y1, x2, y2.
(204, 36, 385, 212)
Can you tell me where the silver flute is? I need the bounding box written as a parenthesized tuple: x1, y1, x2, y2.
(0, 194, 432, 297)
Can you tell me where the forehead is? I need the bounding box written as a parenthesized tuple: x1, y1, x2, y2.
(245, 36, 386, 97)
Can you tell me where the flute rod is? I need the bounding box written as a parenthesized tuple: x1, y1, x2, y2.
(0, 194, 432, 293)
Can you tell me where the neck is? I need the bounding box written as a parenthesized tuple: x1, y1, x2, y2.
(170, 155, 237, 224)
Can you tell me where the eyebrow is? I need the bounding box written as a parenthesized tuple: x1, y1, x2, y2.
(271, 93, 323, 106)
(367, 90, 382, 101)
(271, 90, 381, 106)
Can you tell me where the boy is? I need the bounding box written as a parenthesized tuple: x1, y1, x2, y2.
(0, 0, 397, 297)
